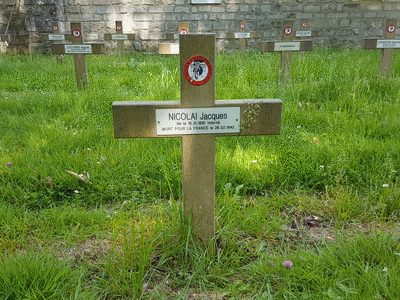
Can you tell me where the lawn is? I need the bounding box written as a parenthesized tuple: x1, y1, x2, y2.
(0, 48, 399, 299)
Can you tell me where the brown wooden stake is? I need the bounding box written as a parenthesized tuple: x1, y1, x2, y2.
(379, 19, 397, 78)
(227, 21, 257, 53)
(261, 20, 313, 83)
(364, 19, 398, 78)
(112, 34, 282, 243)
(51, 23, 105, 90)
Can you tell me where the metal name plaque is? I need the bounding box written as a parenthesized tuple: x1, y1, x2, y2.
(49, 34, 65, 41)
(377, 40, 400, 49)
(156, 107, 240, 135)
(235, 33, 251, 39)
(296, 31, 311, 37)
(112, 34, 128, 40)
(274, 42, 301, 51)
(64, 45, 93, 54)
(191, 0, 221, 3)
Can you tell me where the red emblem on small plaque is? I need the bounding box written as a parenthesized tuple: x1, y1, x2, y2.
(53, 25, 58, 32)
(184, 56, 212, 86)
(240, 23, 246, 29)
(302, 22, 307, 28)
(116, 25, 122, 31)
(387, 24, 396, 33)
(72, 29, 81, 38)
(179, 28, 188, 34)
(284, 26, 293, 36)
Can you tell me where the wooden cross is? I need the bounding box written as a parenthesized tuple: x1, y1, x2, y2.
(113, 34, 282, 243)
(364, 19, 398, 78)
(41, 22, 73, 63)
(227, 21, 258, 52)
(261, 20, 313, 83)
(0, 34, 10, 59)
(295, 20, 314, 39)
(159, 22, 189, 55)
(104, 21, 135, 53)
(51, 23, 105, 90)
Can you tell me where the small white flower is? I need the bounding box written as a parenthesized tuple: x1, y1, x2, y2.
(319, 165, 324, 169)
(65, 127, 68, 130)
(252, 160, 257, 163)
(383, 184, 389, 188)
(97, 162, 101, 164)
(74, 190, 79, 193)
(87, 148, 91, 151)
(297, 126, 301, 128)
(382, 267, 388, 272)
(391, 170, 397, 173)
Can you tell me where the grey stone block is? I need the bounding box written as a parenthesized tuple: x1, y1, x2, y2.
(132, 14, 153, 21)
(175, 6, 190, 12)
(226, 5, 239, 12)
(148, 6, 164, 12)
(217, 13, 235, 20)
(182, 14, 203, 21)
(261, 5, 271, 11)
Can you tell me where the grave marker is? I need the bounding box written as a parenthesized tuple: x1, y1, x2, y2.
(104, 21, 135, 53)
(41, 22, 73, 63)
(227, 21, 258, 52)
(159, 22, 189, 55)
(364, 19, 398, 78)
(261, 21, 313, 83)
(51, 23, 105, 90)
(112, 34, 282, 243)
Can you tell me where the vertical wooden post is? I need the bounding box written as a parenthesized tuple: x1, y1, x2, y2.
(52, 22, 64, 63)
(238, 21, 246, 52)
(71, 23, 88, 90)
(115, 21, 124, 53)
(379, 19, 397, 78)
(280, 21, 294, 83)
(180, 34, 216, 243)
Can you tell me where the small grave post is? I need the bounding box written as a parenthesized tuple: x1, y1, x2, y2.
(261, 20, 313, 83)
(364, 19, 398, 78)
(112, 34, 282, 243)
(104, 21, 135, 53)
(51, 22, 105, 90)
(227, 21, 258, 52)
(42, 22, 73, 63)
(159, 22, 189, 55)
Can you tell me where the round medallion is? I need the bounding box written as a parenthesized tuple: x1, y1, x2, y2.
(179, 28, 189, 34)
(72, 29, 81, 38)
(302, 22, 307, 28)
(387, 24, 396, 34)
(284, 26, 293, 36)
(184, 56, 212, 86)
(116, 25, 122, 31)
(240, 23, 246, 30)
(53, 25, 58, 32)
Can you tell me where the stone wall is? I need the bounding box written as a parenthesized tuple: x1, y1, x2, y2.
(1, 0, 399, 53)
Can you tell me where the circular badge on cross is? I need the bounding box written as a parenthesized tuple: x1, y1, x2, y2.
(240, 23, 246, 30)
(53, 25, 58, 32)
(284, 26, 293, 36)
(179, 28, 189, 34)
(72, 29, 81, 38)
(116, 24, 122, 31)
(184, 56, 212, 86)
(302, 22, 307, 28)
(387, 24, 396, 34)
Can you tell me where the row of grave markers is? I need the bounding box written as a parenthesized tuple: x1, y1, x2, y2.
(3, 19, 395, 89)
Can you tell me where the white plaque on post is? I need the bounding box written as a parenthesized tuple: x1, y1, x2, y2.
(377, 40, 400, 49)
(191, 0, 221, 3)
(64, 45, 93, 54)
(112, 34, 128, 40)
(49, 34, 65, 41)
(235, 33, 251, 39)
(156, 107, 240, 135)
(274, 42, 301, 51)
(296, 31, 311, 37)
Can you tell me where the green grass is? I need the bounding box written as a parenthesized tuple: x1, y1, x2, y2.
(0, 48, 399, 298)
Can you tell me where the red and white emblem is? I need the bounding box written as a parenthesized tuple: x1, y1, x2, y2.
(387, 24, 396, 33)
(116, 24, 122, 31)
(302, 22, 307, 28)
(184, 56, 212, 86)
(179, 28, 188, 34)
(53, 25, 58, 32)
(240, 23, 246, 30)
(284, 26, 293, 36)
(72, 29, 81, 38)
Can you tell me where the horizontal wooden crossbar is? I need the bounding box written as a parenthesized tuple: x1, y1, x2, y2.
(113, 99, 282, 138)
(51, 43, 105, 54)
(104, 33, 135, 41)
(226, 32, 258, 39)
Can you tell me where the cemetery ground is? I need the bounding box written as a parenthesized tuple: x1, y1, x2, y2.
(0, 48, 400, 299)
